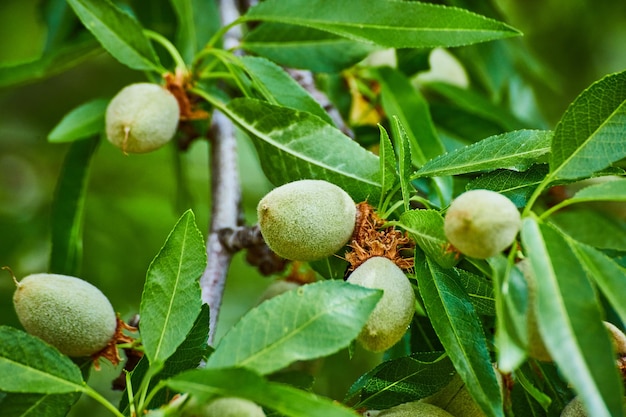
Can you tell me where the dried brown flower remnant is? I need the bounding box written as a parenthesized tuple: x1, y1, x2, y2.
(346, 202, 415, 272)
(95, 316, 139, 370)
(164, 71, 210, 121)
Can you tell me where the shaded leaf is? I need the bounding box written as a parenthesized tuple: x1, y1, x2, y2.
(415, 130, 552, 178)
(242, 23, 377, 73)
(243, 0, 520, 49)
(418, 260, 503, 417)
(239, 56, 332, 124)
(564, 178, 626, 204)
(550, 209, 626, 251)
(170, 0, 220, 64)
(167, 367, 359, 417)
(520, 218, 623, 417)
(467, 165, 548, 208)
(66, 0, 162, 71)
(223, 97, 381, 202)
(377, 67, 445, 165)
(0, 37, 100, 88)
(139, 210, 207, 366)
(346, 351, 455, 409)
(49, 137, 99, 276)
(48, 99, 107, 143)
(0, 327, 83, 394)
(568, 241, 626, 330)
(399, 210, 458, 268)
(205, 280, 382, 375)
(550, 70, 626, 180)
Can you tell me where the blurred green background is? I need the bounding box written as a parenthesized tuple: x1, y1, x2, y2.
(1, 0, 625, 416)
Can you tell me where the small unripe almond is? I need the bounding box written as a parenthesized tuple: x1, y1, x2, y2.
(444, 189, 521, 259)
(105, 83, 180, 153)
(13, 273, 117, 357)
(378, 401, 455, 417)
(257, 180, 356, 261)
(347, 257, 415, 352)
(183, 397, 266, 417)
(561, 396, 626, 417)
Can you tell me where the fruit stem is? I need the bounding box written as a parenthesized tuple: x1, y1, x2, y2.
(143, 29, 188, 74)
(2, 266, 20, 287)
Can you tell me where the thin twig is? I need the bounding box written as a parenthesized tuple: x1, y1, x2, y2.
(200, 109, 241, 346)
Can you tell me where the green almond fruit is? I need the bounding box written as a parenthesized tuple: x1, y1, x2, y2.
(347, 256, 415, 352)
(106, 83, 180, 154)
(444, 189, 521, 259)
(257, 180, 357, 261)
(378, 401, 455, 416)
(13, 273, 117, 357)
(183, 397, 266, 417)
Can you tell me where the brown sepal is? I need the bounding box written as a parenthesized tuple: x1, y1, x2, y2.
(345, 202, 415, 272)
(92, 316, 140, 370)
(164, 71, 210, 121)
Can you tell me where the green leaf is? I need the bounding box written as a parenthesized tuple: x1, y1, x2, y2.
(66, 0, 162, 71)
(170, 0, 220, 64)
(119, 305, 211, 412)
(243, 0, 520, 49)
(550, 70, 626, 180)
(377, 67, 445, 165)
(49, 137, 99, 276)
(0, 37, 100, 88)
(455, 268, 495, 316)
(399, 210, 458, 268)
(418, 259, 503, 417)
(378, 125, 398, 208)
(48, 99, 107, 143)
(0, 392, 80, 417)
(167, 367, 359, 417)
(223, 97, 381, 202)
(550, 209, 626, 251)
(0, 327, 84, 394)
(466, 165, 549, 208)
(139, 210, 207, 366)
(564, 178, 626, 204)
(391, 117, 413, 212)
(239, 56, 333, 124)
(205, 280, 382, 375)
(415, 130, 552, 178)
(568, 241, 626, 329)
(424, 82, 527, 133)
(346, 352, 455, 409)
(520, 218, 624, 417)
(242, 23, 378, 72)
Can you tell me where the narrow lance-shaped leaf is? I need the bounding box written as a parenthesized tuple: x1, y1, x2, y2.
(242, 23, 378, 73)
(167, 367, 359, 417)
(346, 352, 455, 409)
(0, 391, 80, 417)
(205, 280, 382, 375)
(243, 0, 520, 49)
(568, 240, 626, 332)
(418, 258, 503, 417)
(415, 130, 552, 179)
(399, 210, 458, 268)
(377, 67, 445, 165)
(48, 99, 108, 143)
(391, 117, 413, 212)
(550, 70, 626, 180)
(239, 56, 333, 124)
(0, 327, 84, 394)
(467, 165, 549, 208)
(66, 0, 163, 72)
(520, 218, 623, 417)
(170, 0, 220, 64)
(222, 97, 381, 202)
(378, 124, 398, 208)
(139, 210, 207, 366)
(50, 137, 99, 276)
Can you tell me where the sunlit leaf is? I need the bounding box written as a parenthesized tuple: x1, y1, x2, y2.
(400, 210, 458, 268)
(167, 367, 359, 417)
(139, 210, 207, 366)
(243, 0, 520, 49)
(48, 99, 107, 143)
(520, 218, 624, 417)
(550, 70, 626, 180)
(205, 280, 381, 375)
